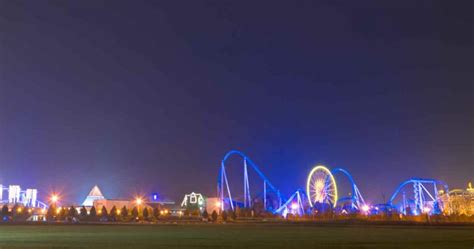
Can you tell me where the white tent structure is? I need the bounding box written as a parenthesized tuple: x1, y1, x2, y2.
(82, 185, 105, 207)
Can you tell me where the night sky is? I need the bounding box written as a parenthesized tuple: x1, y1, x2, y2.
(0, 1, 473, 204)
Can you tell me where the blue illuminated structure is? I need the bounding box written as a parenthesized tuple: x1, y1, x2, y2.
(218, 150, 282, 212)
(152, 193, 159, 202)
(388, 178, 449, 215)
(274, 188, 307, 217)
(331, 168, 366, 211)
(217, 150, 455, 218)
(0, 184, 48, 209)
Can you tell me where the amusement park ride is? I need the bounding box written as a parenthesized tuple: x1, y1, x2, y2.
(217, 150, 451, 217)
(0, 184, 48, 209)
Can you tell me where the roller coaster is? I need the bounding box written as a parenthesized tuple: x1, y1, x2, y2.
(217, 150, 451, 217)
(388, 178, 449, 215)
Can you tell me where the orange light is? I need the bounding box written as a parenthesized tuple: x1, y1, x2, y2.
(135, 197, 143, 205)
(50, 194, 59, 203)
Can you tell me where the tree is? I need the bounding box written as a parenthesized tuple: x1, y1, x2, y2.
(235, 206, 241, 218)
(68, 206, 77, 218)
(46, 205, 56, 221)
(1, 204, 9, 217)
(109, 206, 117, 221)
(211, 210, 218, 222)
(80, 206, 88, 217)
(143, 207, 149, 220)
(153, 207, 160, 219)
(11, 204, 20, 216)
(183, 209, 190, 216)
(202, 210, 209, 219)
(57, 207, 66, 220)
(222, 210, 228, 221)
(121, 206, 128, 220)
(89, 206, 97, 220)
(131, 207, 139, 219)
(101, 206, 108, 219)
(230, 211, 237, 220)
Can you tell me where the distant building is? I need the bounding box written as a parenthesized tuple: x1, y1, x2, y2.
(441, 182, 474, 216)
(82, 185, 105, 207)
(181, 192, 206, 211)
(94, 199, 133, 211)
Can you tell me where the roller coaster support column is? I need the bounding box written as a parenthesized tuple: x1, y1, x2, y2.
(264, 180, 267, 210)
(244, 159, 252, 208)
(220, 164, 234, 211)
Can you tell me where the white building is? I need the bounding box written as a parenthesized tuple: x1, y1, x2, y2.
(82, 185, 106, 207)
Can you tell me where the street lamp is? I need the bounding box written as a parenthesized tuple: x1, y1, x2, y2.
(50, 194, 59, 204)
(135, 197, 143, 205)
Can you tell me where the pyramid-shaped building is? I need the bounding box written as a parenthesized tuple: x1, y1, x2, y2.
(82, 185, 105, 207)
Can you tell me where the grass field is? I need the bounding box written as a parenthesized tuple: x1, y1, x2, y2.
(0, 223, 472, 249)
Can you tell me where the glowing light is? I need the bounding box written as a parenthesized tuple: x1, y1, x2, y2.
(50, 194, 59, 203)
(56, 209, 61, 214)
(135, 197, 143, 205)
(181, 192, 205, 207)
(291, 203, 299, 210)
(17, 208, 22, 213)
(215, 201, 222, 208)
(306, 165, 338, 208)
(423, 207, 431, 214)
(361, 205, 370, 212)
(116, 210, 121, 215)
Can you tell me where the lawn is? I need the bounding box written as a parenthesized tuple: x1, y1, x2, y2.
(0, 223, 472, 249)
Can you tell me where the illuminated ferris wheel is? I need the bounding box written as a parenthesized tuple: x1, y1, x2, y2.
(306, 165, 338, 208)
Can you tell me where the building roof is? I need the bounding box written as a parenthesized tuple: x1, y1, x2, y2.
(82, 185, 105, 207)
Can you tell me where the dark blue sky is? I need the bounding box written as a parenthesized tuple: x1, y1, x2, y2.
(0, 1, 472, 204)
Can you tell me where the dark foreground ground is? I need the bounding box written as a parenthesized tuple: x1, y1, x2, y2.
(0, 223, 472, 249)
